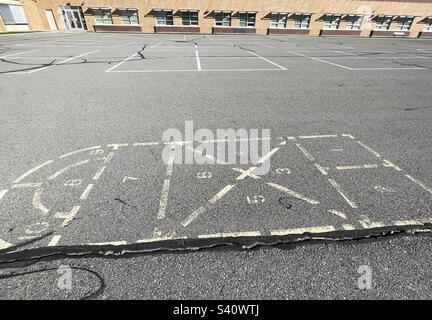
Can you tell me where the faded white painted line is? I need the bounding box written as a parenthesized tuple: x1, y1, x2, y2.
(151, 43, 162, 48)
(12, 182, 43, 188)
(209, 184, 235, 205)
(157, 147, 176, 220)
(287, 50, 353, 70)
(165, 147, 176, 177)
(314, 163, 328, 175)
(92, 166, 106, 180)
(195, 43, 202, 71)
(234, 167, 260, 180)
(48, 159, 90, 180)
(351, 67, 427, 71)
(0, 189, 8, 201)
(137, 236, 187, 243)
(405, 175, 432, 194)
(33, 188, 49, 215)
(48, 235, 61, 247)
(328, 179, 358, 209)
(105, 52, 138, 73)
(181, 205, 207, 227)
(13, 160, 53, 183)
(298, 134, 338, 139)
(383, 159, 402, 171)
(59, 146, 100, 158)
(327, 209, 347, 219)
(182, 184, 236, 227)
(198, 231, 261, 239)
(257, 147, 280, 164)
(157, 179, 171, 220)
(342, 224, 355, 230)
(107, 143, 128, 150)
(87, 241, 127, 246)
(55, 206, 81, 227)
(80, 184, 94, 200)
(356, 141, 381, 157)
(296, 144, 315, 161)
(0, 238, 13, 250)
(133, 142, 160, 146)
(342, 134, 355, 139)
(393, 220, 424, 226)
(267, 182, 320, 205)
(336, 164, 379, 170)
(109, 68, 285, 73)
(247, 50, 287, 70)
(271, 225, 335, 236)
(0, 49, 42, 58)
(28, 50, 100, 74)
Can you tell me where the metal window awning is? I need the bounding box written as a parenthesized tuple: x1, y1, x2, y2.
(239, 11, 258, 13)
(88, 6, 111, 10)
(153, 8, 172, 12)
(293, 12, 313, 16)
(117, 7, 138, 11)
(213, 10, 233, 13)
(179, 9, 199, 12)
(270, 12, 288, 15)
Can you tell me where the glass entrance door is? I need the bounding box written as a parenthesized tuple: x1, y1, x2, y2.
(60, 6, 86, 30)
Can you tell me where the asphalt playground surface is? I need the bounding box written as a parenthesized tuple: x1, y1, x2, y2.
(0, 31, 431, 299)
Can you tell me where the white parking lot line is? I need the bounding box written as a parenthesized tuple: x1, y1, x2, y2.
(195, 43, 202, 71)
(287, 50, 353, 70)
(27, 50, 100, 74)
(247, 50, 287, 70)
(105, 52, 137, 73)
(0, 49, 42, 58)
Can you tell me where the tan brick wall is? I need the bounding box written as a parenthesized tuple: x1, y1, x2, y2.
(20, 0, 45, 30)
(0, 13, 5, 32)
(19, 0, 432, 36)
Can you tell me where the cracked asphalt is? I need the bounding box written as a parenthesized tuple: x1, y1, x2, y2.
(0, 31, 431, 299)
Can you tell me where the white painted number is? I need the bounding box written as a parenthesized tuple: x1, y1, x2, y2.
(90, 149, 104, 155)
(246, 195, 265, 204)
(25, 222, 49, 235)
(197, 172, 212, 179)
(275, 168, 291, 175)
(64, 179, 82, 187)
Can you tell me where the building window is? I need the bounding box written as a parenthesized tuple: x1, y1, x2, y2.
(270, 12, 287, 28)
(424, 17, 432, 31)
(375, 15, 393, 30)
(396, 16, 413, 31)
(239, 12, 256, 27)
(293, 13, 311, 29)
(181, 10, 199, 26)
(214, 11, 231, 26)
(324, 14, 341, 29)
(346, 14, 363, 30)
(93, 9, 112, 24)
(155, 9, 173, 26)
(119, 9, 139, 25)
(0, 4, 28, 25)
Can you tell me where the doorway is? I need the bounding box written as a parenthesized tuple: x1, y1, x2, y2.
(60, 5, 86, 30)
(45, 9, 58, 30)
